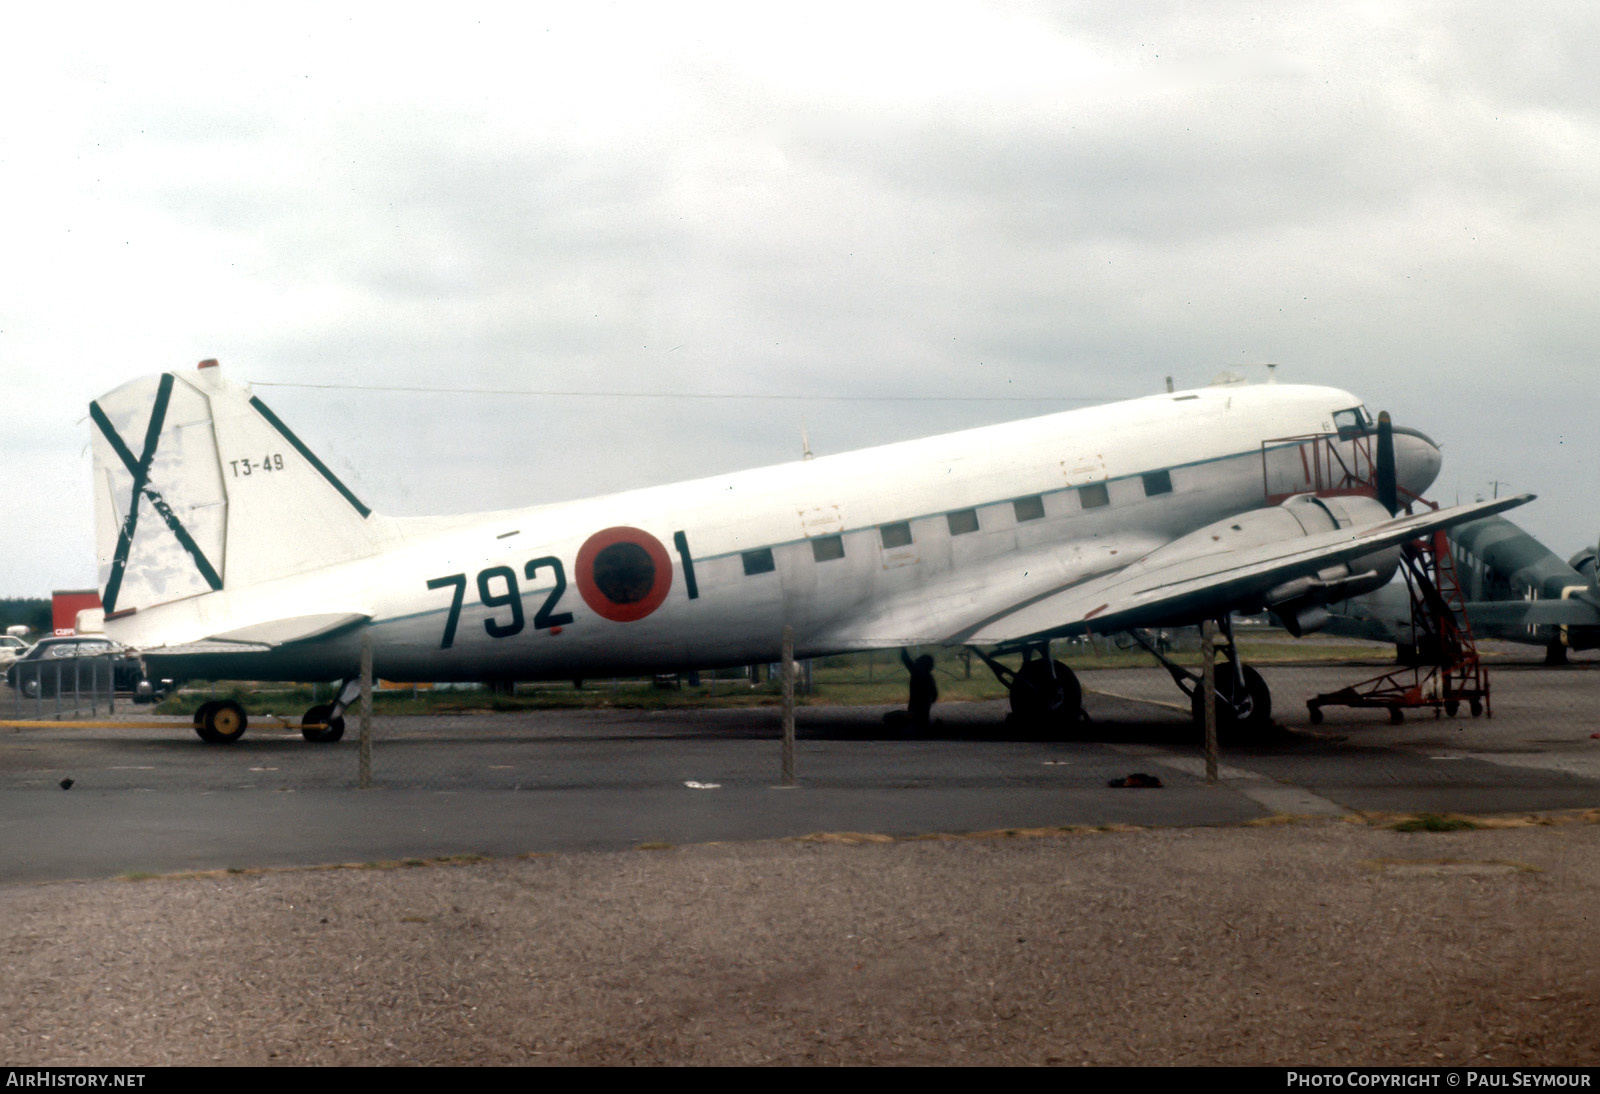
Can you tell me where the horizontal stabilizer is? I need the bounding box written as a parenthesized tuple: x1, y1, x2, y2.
(211, 612, 371, 646)
(141, 612, 371, 653)
(1465, 600, 1600, 627)
(142, 640, 275, 657)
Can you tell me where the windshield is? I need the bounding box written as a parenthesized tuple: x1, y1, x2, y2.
(1332, 405, 1372, 439)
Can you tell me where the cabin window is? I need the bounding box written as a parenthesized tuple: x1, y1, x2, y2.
(811, 535, 845, 562)
(741, 548, 776, 576)
(947, 509, 980, 536)
(1013, 495, 1045, 522)
(1078, 483, 1110, 509)
(880, 521, 913, 549)
(1141, 470, 1173, 496)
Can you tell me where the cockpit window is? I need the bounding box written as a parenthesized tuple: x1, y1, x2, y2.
(1333, 406, 1371, 439)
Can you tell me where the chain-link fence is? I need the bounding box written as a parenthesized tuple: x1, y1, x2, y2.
(6, 654, 123, 720)
(5, 640, 1600, 816)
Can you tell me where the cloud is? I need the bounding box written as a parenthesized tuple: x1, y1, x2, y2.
(3, 2, 1598, 596)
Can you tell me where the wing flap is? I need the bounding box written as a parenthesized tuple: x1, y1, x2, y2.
(808, 539, 1160, 649)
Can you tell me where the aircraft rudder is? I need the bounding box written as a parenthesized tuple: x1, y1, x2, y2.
(90, 361, 382, 616)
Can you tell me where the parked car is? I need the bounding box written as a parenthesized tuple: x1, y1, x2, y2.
(0, 634, 32, 670)
(4, 636, 145, 698)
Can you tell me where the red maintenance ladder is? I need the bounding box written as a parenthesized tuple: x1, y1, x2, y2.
(1305, 517, 1490, 725)
(1258, 430, 1490, 724)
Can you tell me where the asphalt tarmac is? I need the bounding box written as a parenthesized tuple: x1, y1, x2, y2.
(3, 659, 1598, 883)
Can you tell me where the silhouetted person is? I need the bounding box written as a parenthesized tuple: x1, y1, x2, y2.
(901, 648, 937, 731)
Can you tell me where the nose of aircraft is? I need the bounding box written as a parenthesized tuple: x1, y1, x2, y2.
(1391, 424, 1442, 501)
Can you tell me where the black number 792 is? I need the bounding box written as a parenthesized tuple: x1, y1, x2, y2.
(425, 556, 573, 649)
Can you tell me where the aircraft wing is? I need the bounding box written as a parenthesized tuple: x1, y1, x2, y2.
(952, 494, 1534, 646)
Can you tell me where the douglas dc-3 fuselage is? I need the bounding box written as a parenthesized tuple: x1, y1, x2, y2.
(89, 362, 1528, 742)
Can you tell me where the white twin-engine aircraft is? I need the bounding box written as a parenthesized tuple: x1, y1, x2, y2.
(91, 361, 1527, 743)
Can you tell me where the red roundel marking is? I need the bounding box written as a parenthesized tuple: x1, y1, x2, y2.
(575, 526, 674, 623)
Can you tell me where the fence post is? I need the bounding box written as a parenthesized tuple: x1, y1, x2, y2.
(1201, 620, 1219, 784)
(780, 626, 796, 787)
(359, 631, 373, 789)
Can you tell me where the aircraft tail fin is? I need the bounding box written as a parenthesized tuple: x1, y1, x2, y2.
(90, 362, 381, 616)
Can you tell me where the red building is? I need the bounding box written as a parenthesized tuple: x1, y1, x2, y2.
(51, 589, 102, 636)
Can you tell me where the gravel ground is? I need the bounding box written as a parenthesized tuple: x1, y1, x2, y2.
(3, 816, 1598, 1066)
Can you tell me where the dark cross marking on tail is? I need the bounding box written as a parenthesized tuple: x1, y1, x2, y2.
(249, 396, 371, 518)
(90, 373, 223, 613)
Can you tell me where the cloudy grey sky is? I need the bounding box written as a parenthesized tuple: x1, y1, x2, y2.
(3, 1, 1596, 598)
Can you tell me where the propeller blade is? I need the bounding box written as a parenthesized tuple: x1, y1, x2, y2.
(1375, 410, 1398, 515)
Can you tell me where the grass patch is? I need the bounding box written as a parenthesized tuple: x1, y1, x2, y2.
(151, 633, 1399, 718)
(1391, 812, 1482, 832)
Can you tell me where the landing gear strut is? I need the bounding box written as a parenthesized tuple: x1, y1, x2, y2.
(1125, 618, 1273, 740)
(969, 644, 1083, 737)
(301, 679, 360, 743)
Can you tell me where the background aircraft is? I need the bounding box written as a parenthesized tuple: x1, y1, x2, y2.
(90, 362, 1526, 743)
(1328, 515, 1600, 664)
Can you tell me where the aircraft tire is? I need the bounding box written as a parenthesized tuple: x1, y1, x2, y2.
(1192, 665, 1272, 741)
(1007, 659, 1082, 737)
(301, 704, 346, 743)
(193, 700, 220, 742)
(201, 699, 248, 744)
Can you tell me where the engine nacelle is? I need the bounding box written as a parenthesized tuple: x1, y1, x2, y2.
(1178, 494, 1402, 636)
(1130, 493, 1404, 634)
(1570, 543, 1598, 593)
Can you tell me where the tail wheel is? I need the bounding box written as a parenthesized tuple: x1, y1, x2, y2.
(1192, 665, 1273, 741)
(193, 700, 219, 742)
(301, 703, 346, 743)
(1007, 659, 1082, 736)
(199, 699, 248, 744)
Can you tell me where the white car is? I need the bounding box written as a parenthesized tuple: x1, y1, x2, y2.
(0, 634, 32, 670)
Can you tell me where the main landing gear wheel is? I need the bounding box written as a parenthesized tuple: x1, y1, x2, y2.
(301, 703, 346, 743)
(194, 699, 248, 744)
(1008, 659, 1082, 737)
(1192, 665, 1272, 742)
